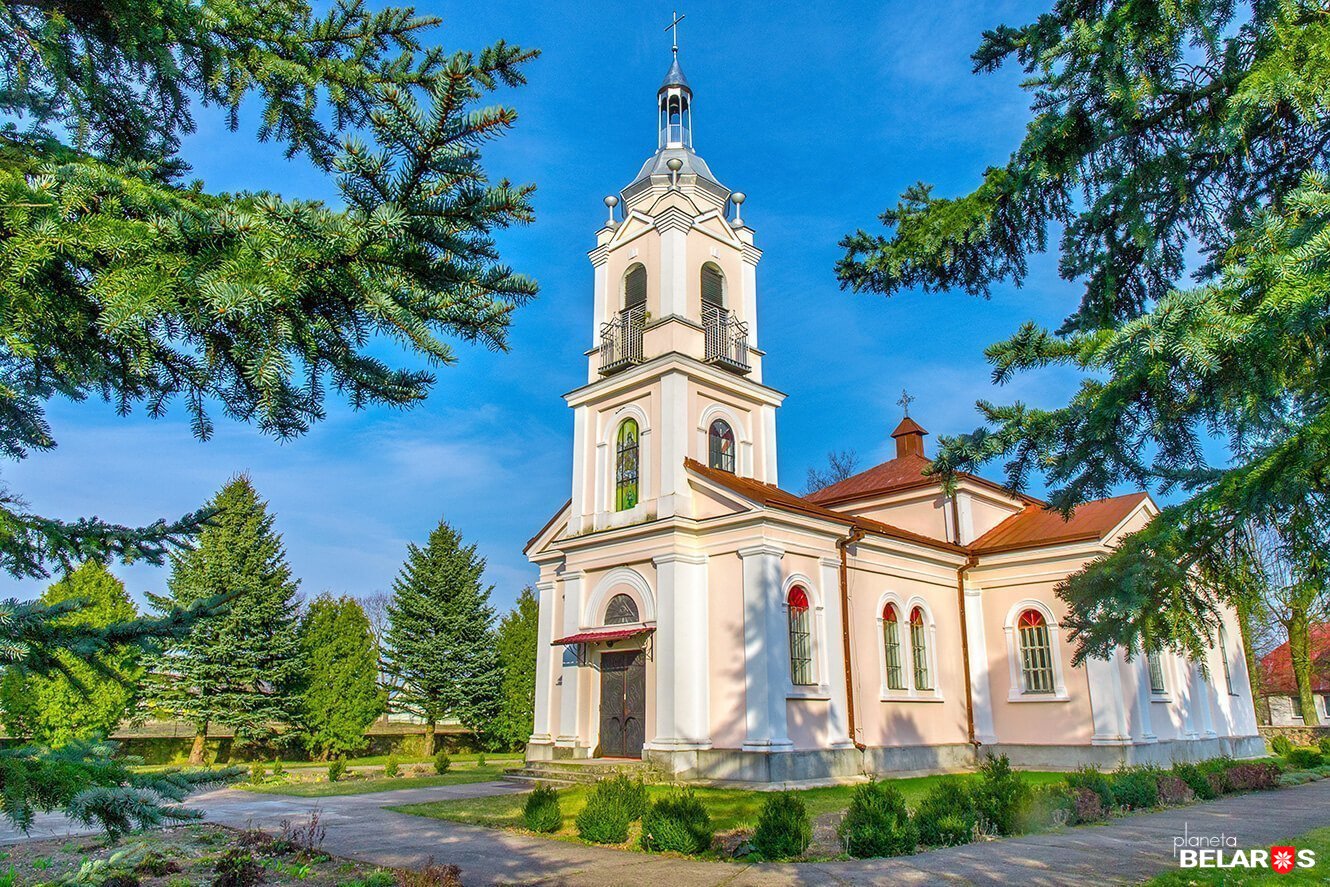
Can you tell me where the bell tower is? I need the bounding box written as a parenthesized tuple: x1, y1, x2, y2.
(564, 40, 785, 536)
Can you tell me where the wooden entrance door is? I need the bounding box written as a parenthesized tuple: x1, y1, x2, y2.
(598, 650, 645, 758)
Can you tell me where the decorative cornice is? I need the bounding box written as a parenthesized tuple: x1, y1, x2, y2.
(587, 244, 611, 266)
(652, 206, 696, 234)
(737, 543, 786, 560)
(741, 244, 764, 265)
(653, 551, 710, 566)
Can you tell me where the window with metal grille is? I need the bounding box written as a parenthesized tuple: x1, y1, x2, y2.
(909, 607, 932, 690)
(787, 586, 813, 686)
(708, 419, 735, 472)
(882, 604, 905, 690)
(701, 263, 724, 307)
(604, 593, 639, 625)
(624, 264, 647, 309)
(1147, 651, 1166, 695)
(1017, 609, 1055, 694)
(615, 419, 639, 511)
(1219, 627, 1235, 695)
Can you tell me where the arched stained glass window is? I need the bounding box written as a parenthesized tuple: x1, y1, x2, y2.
(882, 604, 905, 691)
(708, 419, 735, 472)
(701, 262, 725, 307)
(605, 593, 640, 625)
(909, 606, 932, 691)
(615, 419, 639, 511)
(787, 586, 813, 686)
(624, 264, 647, 309)
(1017, 609, 1055, 694)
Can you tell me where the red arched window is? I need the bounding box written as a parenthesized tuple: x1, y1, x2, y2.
(909, 606, 932, 690)
(882, 604, 904, 690)
(787, 586, 813, 686)
(1017, 609, 1055, 694)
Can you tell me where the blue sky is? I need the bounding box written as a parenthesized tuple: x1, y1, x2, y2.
(7, 0, 1109, 612)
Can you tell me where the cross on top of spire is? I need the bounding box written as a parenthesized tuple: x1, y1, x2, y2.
(897, 388, 916, 418)
(665, 11, 685, 56)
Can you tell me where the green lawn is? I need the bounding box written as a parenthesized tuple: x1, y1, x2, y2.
(241, 760, 520, 796)
(1144, 826, 1330, 886)
(134, 751, 521, 773)
(392, 770, 1064, 835)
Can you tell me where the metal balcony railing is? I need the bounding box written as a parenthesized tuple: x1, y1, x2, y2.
(703, 305, 751, 374)
(599, 305, 646, 375)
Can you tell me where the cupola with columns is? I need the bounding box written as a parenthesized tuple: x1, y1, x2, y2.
(565, 29, 784, 535)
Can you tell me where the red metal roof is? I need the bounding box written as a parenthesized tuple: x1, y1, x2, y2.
(1259, 624, 1330, 695)
(551, 626, 654, 646)
(890, 417, 928, 438)
(969, 492, 1150, 554)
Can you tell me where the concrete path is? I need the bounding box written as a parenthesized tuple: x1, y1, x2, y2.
(4, 779, 1329, 885)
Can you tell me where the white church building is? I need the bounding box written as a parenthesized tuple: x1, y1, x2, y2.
(523, 47, 1263, 783)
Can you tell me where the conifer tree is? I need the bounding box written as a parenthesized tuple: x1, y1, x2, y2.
(0, 561, 142, 746)
(838, 0, 1330, 664)
(297, 594, 386, 758)
(149, 477, 302, 762)
(384, 519, 501, 751)
(492, 587, 539, 751)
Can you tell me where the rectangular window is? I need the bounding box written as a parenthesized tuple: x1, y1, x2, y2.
(883, 620, 905, 691)
(910, 619, 931, 691)
(1292, 695, 1304, 719)
(788, 609, 813, 686)
(1019, 623, 1055, 694)
(1148, 651, 1166, 695)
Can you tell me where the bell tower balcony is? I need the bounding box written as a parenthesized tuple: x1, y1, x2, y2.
(701, 305, 750, 374)
(599, 305, 646, 374)
(598, 305, 751, 377)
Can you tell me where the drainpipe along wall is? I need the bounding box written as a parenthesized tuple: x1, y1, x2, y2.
(838, 526, 867, 752)
(951, 492, 979, 748)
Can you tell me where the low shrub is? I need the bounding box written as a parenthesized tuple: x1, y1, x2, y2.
(249, 763, 266, 784)
(641, 789, 714, 855)
(1222, 761, 1279, 792)
(1070, 786, 1107, 823)
(837, 781, 918, 858)
(575, 781, 635, 844)
(1271, 734, 1294, 757)
(523, 785, 562, 833)
(1066, 766, 1114, 811)
(1018, 783, 1074, 832)
(973, 755, 1032, 835)
(915, 779, 977, 846)
(1172, 762, 1219, 801)
(1155, 774, 1196, 806)
(597, 775, 648, 821)
(1110, 766, 1160, 811)
(327, 759, 347, 783)
(752, 792, 812, 860)
(211, 850, 263, 887)
(135, 852, 180, 878)
(1319, 736, 1330, 757)
(384, 756, 400, 778)
(433, 752, 451, 775)
(395, 860, 462, 887)
(475, 754, 486, 767)
(1286, 747, 1325, 769)
(1279, 771, 1318, 787)
(270, 759, 285, 778)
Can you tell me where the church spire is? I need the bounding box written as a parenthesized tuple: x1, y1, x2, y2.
(658, 12, 692, 149)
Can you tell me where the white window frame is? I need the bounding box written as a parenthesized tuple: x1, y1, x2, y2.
(875, 592, 943, 702)
(1147, 650, 1172, 702)
(1004, 600, 1069, 702)
(783, 574, 829, 700)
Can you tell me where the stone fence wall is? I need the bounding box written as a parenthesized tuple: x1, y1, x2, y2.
(1259, 724, 1330, 747)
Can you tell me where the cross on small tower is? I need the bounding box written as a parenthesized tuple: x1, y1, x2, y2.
(897, 388, 916, 418)
(665, 11, 685, 55)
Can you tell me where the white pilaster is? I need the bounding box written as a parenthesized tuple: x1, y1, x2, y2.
(589, 243, 610, 349)
(1087, 649, 1131, 745)
(1179, 656, 1200, 739)
(963, 584, 998, 744)
(739, 543, 792, 751)
(1194, 663, 1217, 738)
(656, 218, 689, 317)
(657, 371, 690, 517)
(760, 405, 778, 485)
(648, 551, 712, 750)
(1132, 655, 1157, 743)
(819, 557, 854, 748)
(556, 572, 585, 749)
(569, 405, 589, 534)
(529, 579, 558, 744)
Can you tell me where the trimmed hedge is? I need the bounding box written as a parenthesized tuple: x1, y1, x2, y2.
(575, 783, 633, 845)
(915, 779, 977, 846)
(641, 790, 714, 855)
(523, 785, 562, 833)
(753, 791, 811, 860)
(838, 780, 918, 858)
(1286, 747, 1325, 769)
(1110, 766, 1160, 811)
(972, 754, 1031, 836)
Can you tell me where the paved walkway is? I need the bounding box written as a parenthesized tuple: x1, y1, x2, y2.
(4, 779, 1329, 885)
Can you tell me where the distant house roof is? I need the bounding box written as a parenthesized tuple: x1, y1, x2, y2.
(970, 492, 1151, 555)
(685, 459, 966, 554)
(1260, 624, 1330, 695)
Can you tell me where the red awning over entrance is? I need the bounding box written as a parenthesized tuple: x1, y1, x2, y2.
(551, 626, 654, 646)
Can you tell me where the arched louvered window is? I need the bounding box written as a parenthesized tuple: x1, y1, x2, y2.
(604, 593, 639, 625)
(708, 419, 735, 472)
(615, 419, 640, 511)
(624, 264, 647, 310)
(787, 586, 813, 686)
(701, 262, 725, 308)
(909, 606, 932, 690)
(1017, 609, 1055, 694)
(882, 604, 905, 691)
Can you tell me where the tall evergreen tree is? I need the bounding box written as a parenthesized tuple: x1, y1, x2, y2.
(838, 0, 1330, 664)
(492, 587, 539, 751)
(149, 477, 302, 762)
(0, 561, 142, 746)
(384, 519, 501, 751)
(297, 594, 386, 758)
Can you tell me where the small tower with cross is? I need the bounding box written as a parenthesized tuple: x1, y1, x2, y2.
(891, 390, 928, 458)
